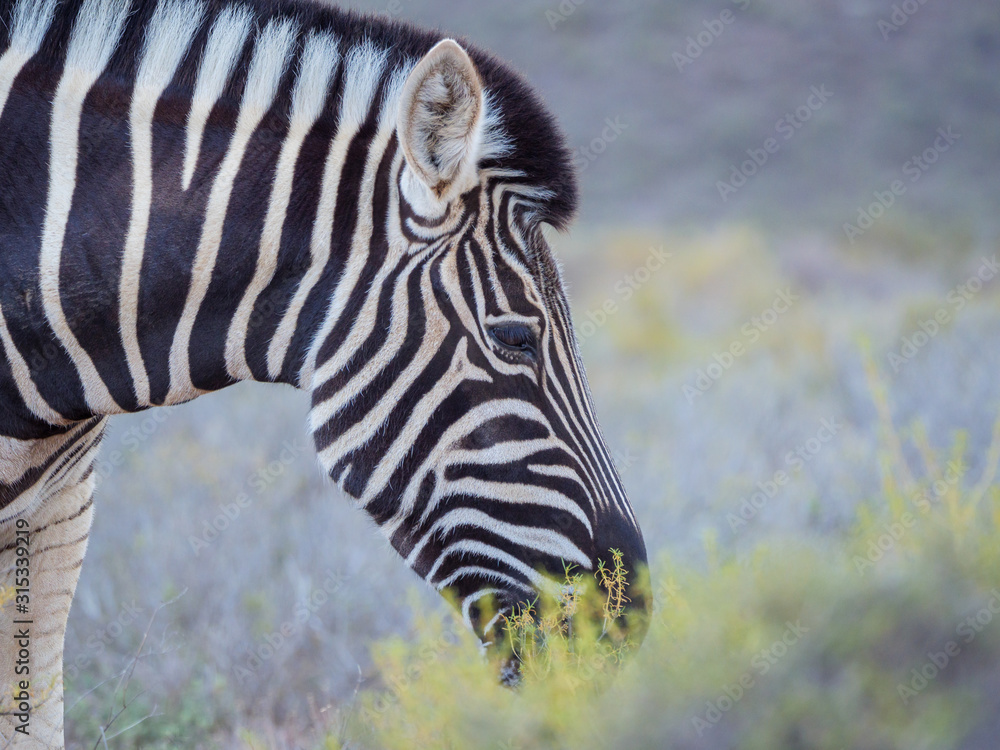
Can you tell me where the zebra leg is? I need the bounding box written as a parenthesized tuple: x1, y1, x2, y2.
(0, 474, 95, 749)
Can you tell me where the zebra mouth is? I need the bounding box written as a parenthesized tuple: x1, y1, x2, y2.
(473, 574, 652, 689)
(499, 653, 524, 687)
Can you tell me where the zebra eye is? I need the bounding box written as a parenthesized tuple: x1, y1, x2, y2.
(489, 324, 537, 355)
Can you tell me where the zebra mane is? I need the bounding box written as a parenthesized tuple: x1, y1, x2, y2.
(1, 0, 578, 230)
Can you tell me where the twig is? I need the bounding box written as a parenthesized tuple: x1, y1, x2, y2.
(87, 588, 187, 749)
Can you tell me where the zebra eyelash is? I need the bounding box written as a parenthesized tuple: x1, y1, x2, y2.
(489, 323, 537, 356)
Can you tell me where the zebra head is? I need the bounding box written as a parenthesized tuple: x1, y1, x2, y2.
(308, 39, 648, 654)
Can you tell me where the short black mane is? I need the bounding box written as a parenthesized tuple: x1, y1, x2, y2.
(6, 0, 578, 229)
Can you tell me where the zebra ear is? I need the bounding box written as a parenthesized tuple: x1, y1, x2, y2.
(397, 39, 484, 202)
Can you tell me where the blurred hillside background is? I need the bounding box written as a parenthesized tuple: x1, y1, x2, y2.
(63, 1, 1000, 748)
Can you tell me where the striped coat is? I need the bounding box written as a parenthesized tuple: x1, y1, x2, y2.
(0, 0, 647, 744)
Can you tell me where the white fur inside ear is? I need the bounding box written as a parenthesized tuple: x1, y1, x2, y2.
(400, 162, 449, 219)
(397, 38, 483, 202)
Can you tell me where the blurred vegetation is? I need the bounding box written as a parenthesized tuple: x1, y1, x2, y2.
(59, 1, 1000, 747)
(334, 0, 1000, 235)
(328, 358, 1000, 750)
(63, 226, 1000, 749)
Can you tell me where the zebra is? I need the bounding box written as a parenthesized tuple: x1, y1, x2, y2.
(0, 0, 648, 743)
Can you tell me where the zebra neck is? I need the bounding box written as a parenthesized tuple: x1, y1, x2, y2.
(0, 0, 410, 433)
(148, 7, 409, 404)
(155, 14, 410, 403)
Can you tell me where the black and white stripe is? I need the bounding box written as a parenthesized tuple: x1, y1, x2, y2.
(0, 0, 647, 723)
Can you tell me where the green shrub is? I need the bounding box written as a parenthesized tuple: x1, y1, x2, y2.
(341, 352, 1000, 750)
